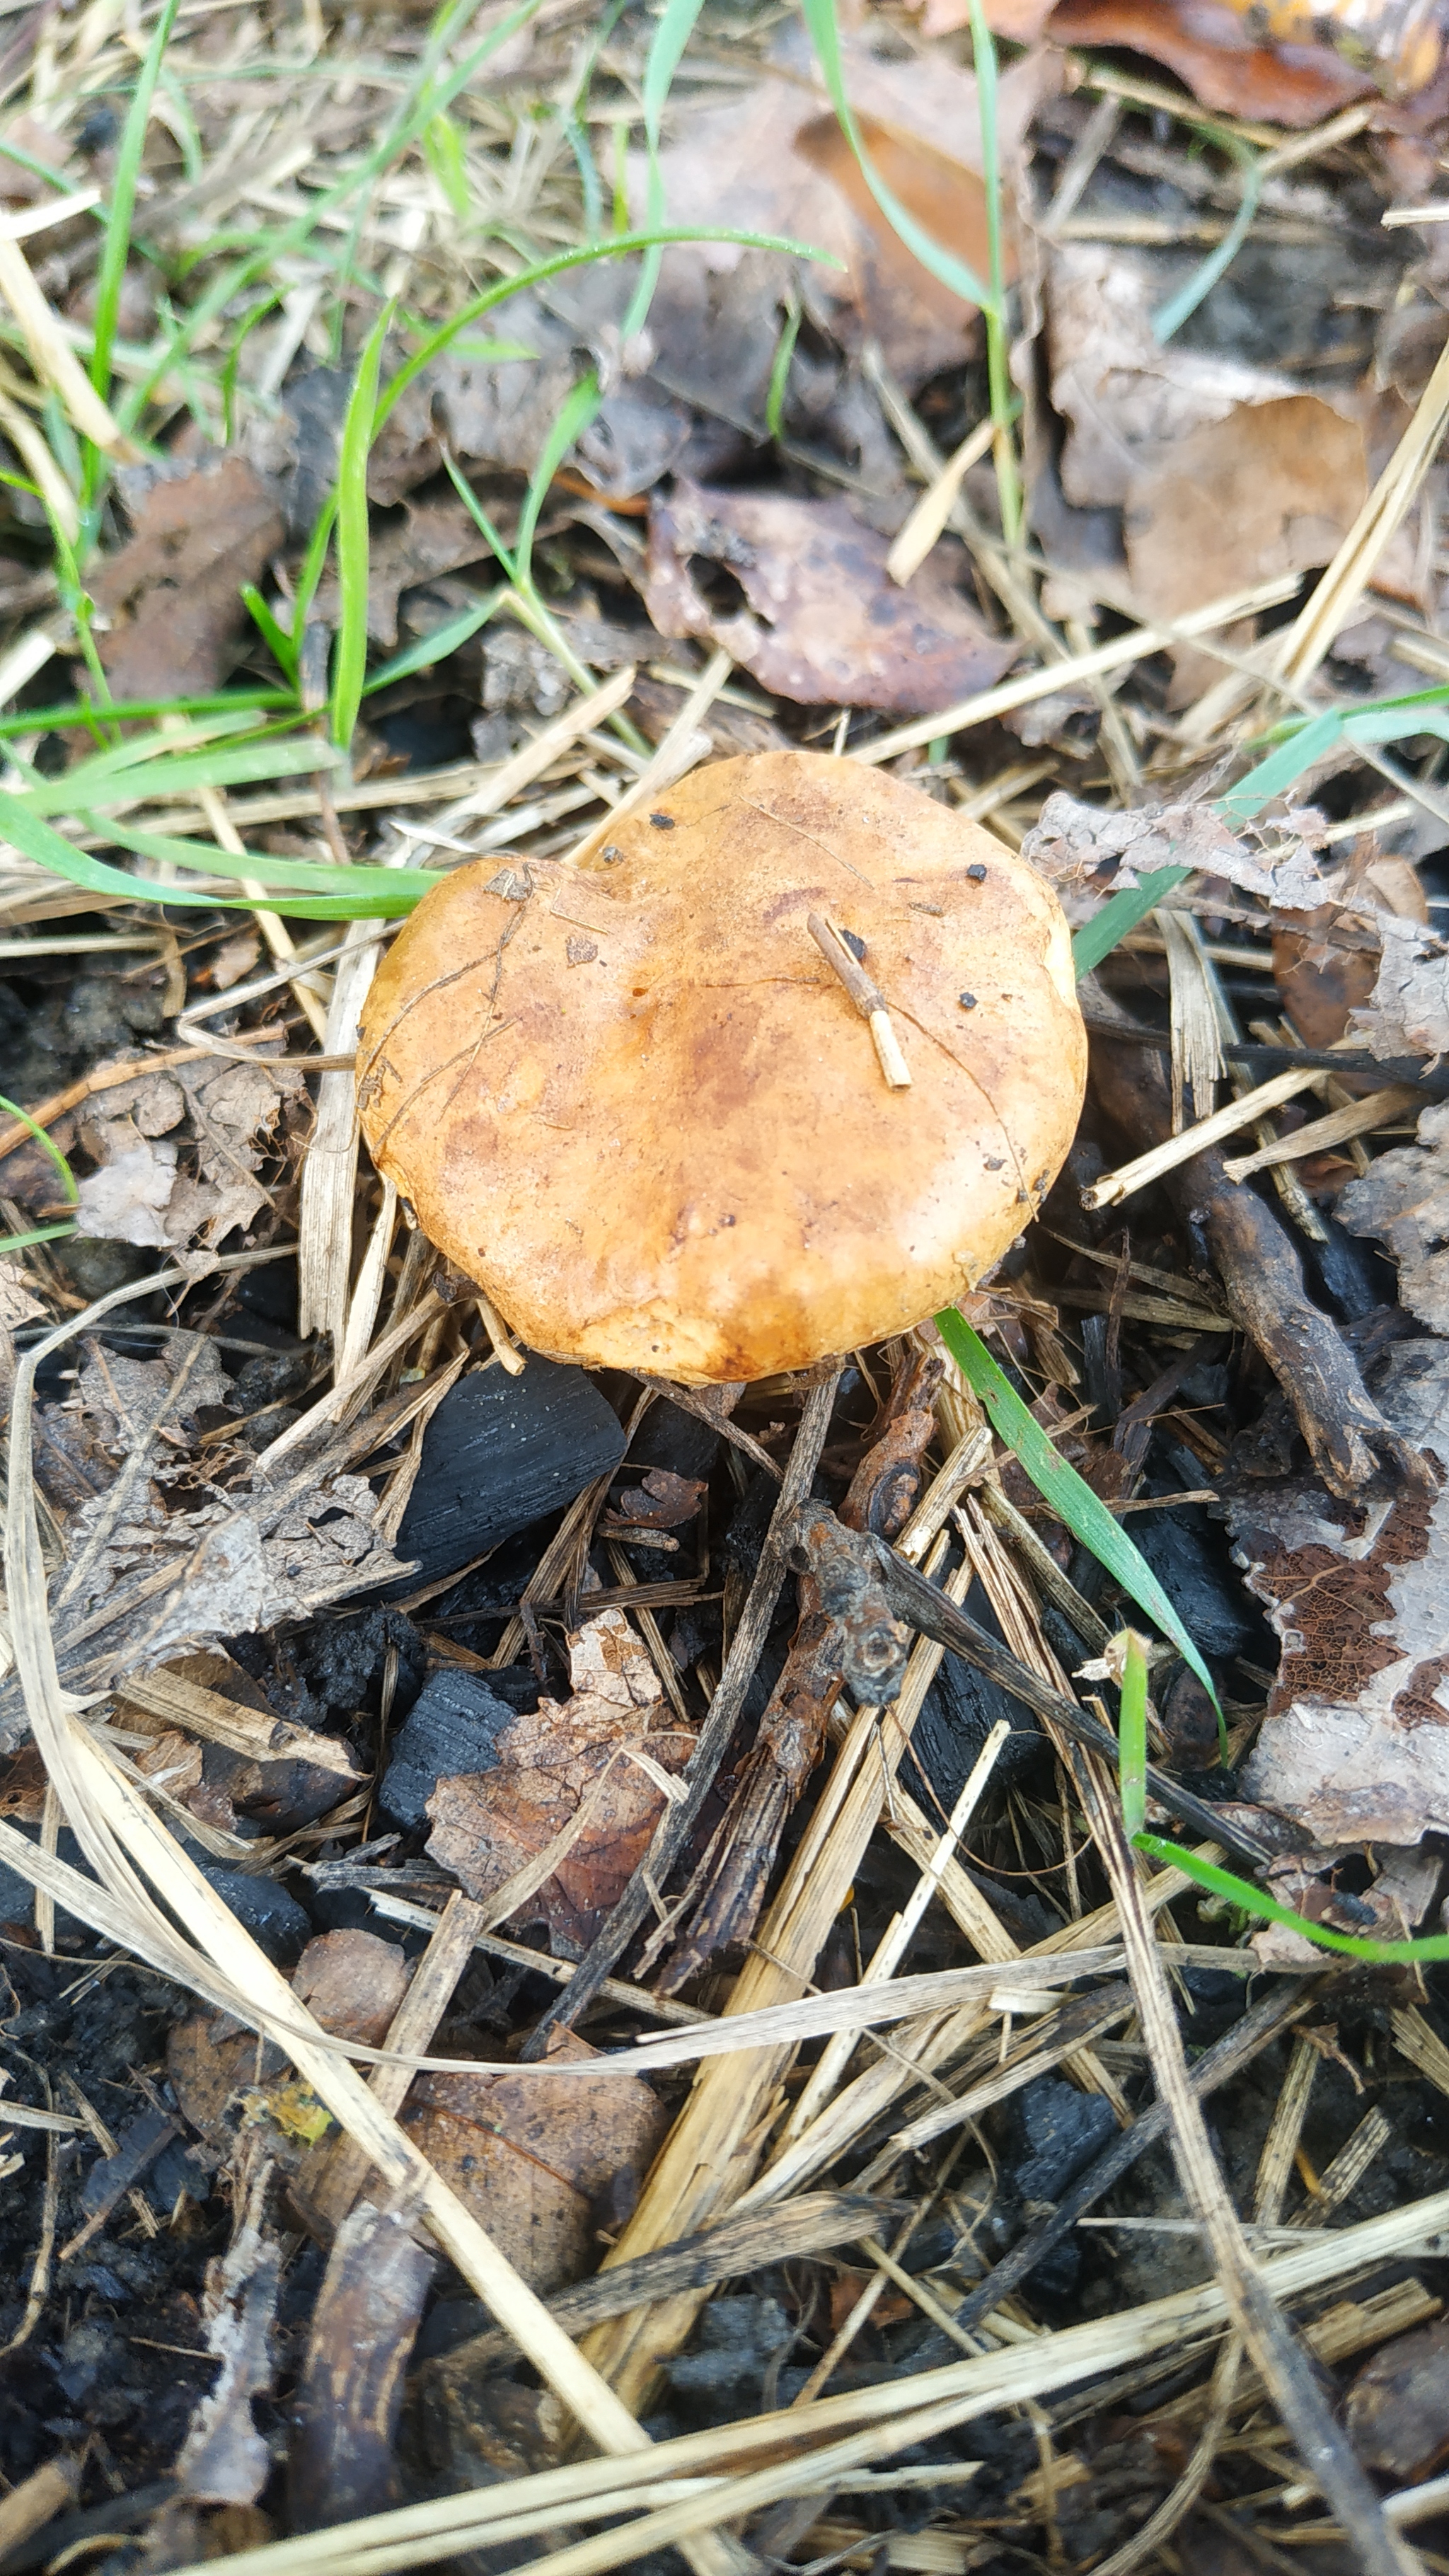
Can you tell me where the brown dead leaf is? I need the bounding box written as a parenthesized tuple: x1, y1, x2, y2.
(1351, 912, 1449, 1061)
(88, 454, 284, 703)
(425, 1607, 693, 1953)
(1338, 1104, 1449, 1329)
(291, 1930, 410, 2050)
(607, 1467, 708, 1532)
(1041, 0, 1377, 125)
(1229, 1338, 1449, 1847)
(634, 21, 1049, 394)
(73, 1056, 302, 1251)
(645, 480, 1016, 712)
(403, 2026, 667, 2294)
(1022, 791, 1331, 915)
(1347, 2317, 1449, 2480)
(1124, 397, 1368, 695)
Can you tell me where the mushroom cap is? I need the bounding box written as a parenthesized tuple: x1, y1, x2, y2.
(357, 750, 1085, 1383)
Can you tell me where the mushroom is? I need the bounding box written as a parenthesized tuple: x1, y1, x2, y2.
(357, 749, 1086, 1383)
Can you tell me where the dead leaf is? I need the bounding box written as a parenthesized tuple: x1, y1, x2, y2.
(607, 1467, 708, 1532)
(1124, 398, 1368, 696)
(291, 1930, 410, 2050)
(1348, 2318, 1449, 2480)
(645, 480, 1016, 712)
(73, 1056, 302, 1251)
(1049, 246, 1320, 513)
(88, 454, 284, 703)
(311, 497, 493, 647)
(1351, 912, 1449, 1061)
(1338, 1104, 1449, 1329)
(403, 2026, 667, 2294)
(0, 1261, 45, 1334)
(1229, 1338, 1449, 1847)
(1022, 791, 1332, 917)
(425, 1607, 694, 1953)
(173, 2171, 280, 2507)
(1041, 0, 1378, 125)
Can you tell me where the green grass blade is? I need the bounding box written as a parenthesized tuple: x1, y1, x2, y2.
(332, 301, 395, 749)
(373, 229, 841, 435)
(1134, 1834, 1449, 1963)
(0, 791, 430, 918)
(88, 0, 180, 432)
(1070, 865, 1191, 979)
(935, 1305, 1222, 1716)
(0, 1092, 76, 1205)
(514, 369, 601, 589)
(623, 0, 708, 340)
(766, 292, 802, 441)
(241, 583, 299, 688)
(1116, 1630, 1148, 1837)
(363, 590, 502, 692)
(101, 819, 441, 901)
(290, 492, 339, 660)
(1212, 712, 1344, 822)
(1153, 138, 1261, 345)
(0, 1220, 76, 1253)
(19, 734, 335, 816)
(800, 0, 995, 312)
(0, 691, 296, 739)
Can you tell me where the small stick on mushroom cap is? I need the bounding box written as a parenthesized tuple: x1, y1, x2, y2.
(806, 910, 912, 1091)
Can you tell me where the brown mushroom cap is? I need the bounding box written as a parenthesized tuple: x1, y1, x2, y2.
(357, 749, 1085, 1383)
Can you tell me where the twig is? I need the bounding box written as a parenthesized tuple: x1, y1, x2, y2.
(1221, 1085, 1420, 1181)
(1082, 1067, 1325, 1209)
(807, 911, 911, 1090)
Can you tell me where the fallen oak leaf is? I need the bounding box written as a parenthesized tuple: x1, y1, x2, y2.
(87, 454, 284, 704)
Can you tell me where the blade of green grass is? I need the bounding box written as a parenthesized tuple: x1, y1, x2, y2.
(513, 369, 601, 590)
(1135, 1834, 1449, 1963)
(241, 583, 299, 689)
(362, 589, 502, 692)
(801, 0, 994, 311)
(0, 690, 296, 740)
(0, 792, 433, 918)
(0, 1221, 76, 1253)
(766, 291, 802, 441)
(1116, 1630, 1148, 1837)
(18, 734, 331, 816)
(0, 1092, 76, 1206)
(934, 1305, 1222, 1716)
(331, 301, 395, 749)
(1153, 135, 1261, 345)
(101, 819, 442, 900)
(623, 0, 708, 340)
(85, 0, 180, 503)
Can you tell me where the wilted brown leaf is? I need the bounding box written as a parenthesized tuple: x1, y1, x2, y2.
(88, 454, 284, 703)
(1229, 1338, 1449, 1847)
(425, 1607, 693, 1952)
(291, 1930, 410, 2050)
(72, 1056, 303, 1252)
(403, 2027, 667, 2294)
(645, 480, 1016, 712)
(1041, 0, 1378, 125)
(1338, 1104, 1449, 1329)
(1351, 912, 1449, 1061)
(1022, 791, 1331, 912)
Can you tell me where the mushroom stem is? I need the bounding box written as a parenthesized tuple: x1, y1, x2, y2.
(806, 911, 913, 1091)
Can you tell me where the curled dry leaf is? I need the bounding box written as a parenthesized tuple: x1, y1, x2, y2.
(1338, 1103, 1449, 1329)
(1022, 791, 1332, 915)
(645, 482, 1016, 714)
(403, 2026, 668, 2295)
(87, 454, 284, 704)
(1351, 912, 1449, 1061)
(1041, 0, 1384, 125)
(1229, 1339, 1449, 1848)
(425, 1607, 693, 1952)
(73, 1058, 304, 1252)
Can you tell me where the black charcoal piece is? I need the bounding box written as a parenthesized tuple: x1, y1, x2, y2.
(1011, 2077, 1117, 2204)
(385, 1358, 628, 1594)
(198, 1863, 311, 1965)
(379, 1669, 516, 1831)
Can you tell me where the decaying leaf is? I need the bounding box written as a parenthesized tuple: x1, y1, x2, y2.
(645, 481, 1016, 713)
(1351, 912, 1449, 1061)
(403, 2026, 667, 2294)
(291, 1930, 410, 2050)
(1022, 791, 1331, 913)
(1124, 397, 1368, 691)
(173, 2171, 280, 2507)
(73, 1057, 304, 1251)
(87, 454, 285, 704)
(1347, 2316, 1449, 2480)
(425, 1607, 694, 1952)
(1229, 1339, 1449, 1848)
(1040, 0, 1381, 125)
(1338, 1104, 1449, 1329)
